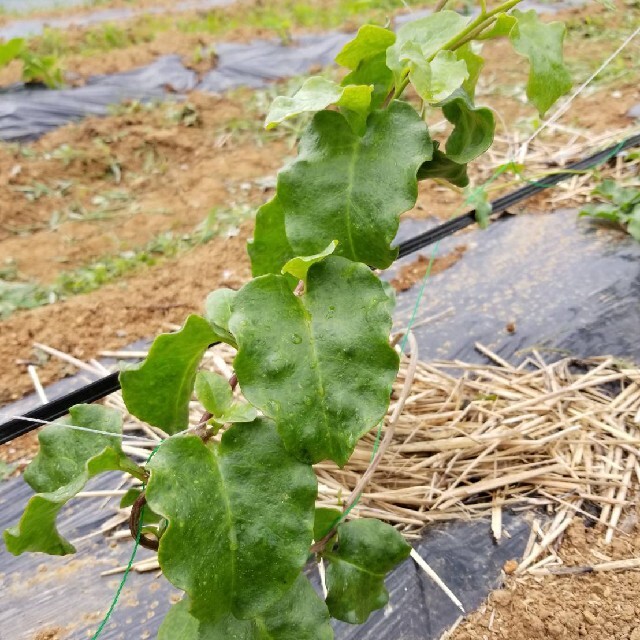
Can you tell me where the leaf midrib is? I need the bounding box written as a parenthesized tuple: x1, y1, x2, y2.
(324, 550, 386, 578)
(298, 299, 333, 456)
(342, 137, 360, 262)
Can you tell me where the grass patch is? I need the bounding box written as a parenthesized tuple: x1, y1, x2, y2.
(23, 0, 439, 61)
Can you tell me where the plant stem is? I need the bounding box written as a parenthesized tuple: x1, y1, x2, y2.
(434, 0, 451, 11)
(129, 492, 160, 551)
(391, 0, 524, 102)
(428, 0, 522, 62)
(311, 332, 419, 554)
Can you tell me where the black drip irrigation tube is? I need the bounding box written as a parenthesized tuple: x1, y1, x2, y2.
(1, 132, 639, 447)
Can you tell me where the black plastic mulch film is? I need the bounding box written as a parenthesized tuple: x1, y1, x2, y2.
(1, 132, 639, 446)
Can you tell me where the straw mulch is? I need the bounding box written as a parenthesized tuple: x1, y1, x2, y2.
(35, 340, 640, 577)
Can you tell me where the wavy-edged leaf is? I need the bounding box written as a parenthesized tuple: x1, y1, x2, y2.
(439, 89, 495, 164)
(205, 288, 238, 348)
(4, 405, 131, 556)
(335, 25, 396, 69)
(456, 43, 484, 100)
(195, 371, 257, 423)
(265, 77, 372, 134)
(324, 519, 411, 624)
(230, 256, 399, 466)
(278, 102, 433, 269)
(417, 142, 469, 188)
(146, 420, 316, 622)
(120, 315, 217, 434)
(281, 241, 337, 283)
(343, 52, 394, 110)
(248, 196, 295, 277)
(509, 9, 571, 116)
(386, 10, 470, 80)
(158, 575, 333, 640)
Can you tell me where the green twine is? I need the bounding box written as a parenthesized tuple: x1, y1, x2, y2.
(91, 443, 162, 640)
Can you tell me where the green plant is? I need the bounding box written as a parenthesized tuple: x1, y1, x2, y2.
(0, 38, 63, 88)
(4, 4, 571, 638)
(579, 179, 640, 241)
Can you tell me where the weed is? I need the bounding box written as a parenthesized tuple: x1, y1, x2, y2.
(14, 180, 74, 202)
(579, 179, 640, 241)
(165, 102, 202, 127)
(50, 144, 87, 167)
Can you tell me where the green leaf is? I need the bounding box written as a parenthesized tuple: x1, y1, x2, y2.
(579, 203, 622, 222)
(120, 487, 142, 509)
(324, 519, 411, 624)
(343, 52, 394, 110)
(439, 90, 495, 164)
(314, 508, 342, 541)
(205, 288, 238, 348)
(394, 46, 468, 104)
(455, 43, 484, 100)
(381, 280, 397, 307)
(230, 256, 399, 466)
(335, 25, 396, 69)
(195, 370, 233, 415)
(120, 315, 217, 434)
(281, 241, 338, 283)
(158, 575, 333, 639)
(478, 13, 517, 40)
(466, 186, 492, 229)
(195, 371, 257, 423)
(4, 405, 130, 556)
(509, 10, 572, 116)
(0, 38, 24, 66)
(339, 86, 375, 136)
(627, 212, 640, 242)
(159, 599, 202, 639)
(248, 196, 295, 277)
(278, 102, 433, 270)
(427, 50, 469, 103)
(417, 142, 469, 188)
(146, 420, 317, 622)
(593, 179, 640, 208)
(386, 11, 471, 80)
(265, 77, 372, 135)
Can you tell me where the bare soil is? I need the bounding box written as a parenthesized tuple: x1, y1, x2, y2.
(0, 91, 282, 280)
(453, 517, 640, 640)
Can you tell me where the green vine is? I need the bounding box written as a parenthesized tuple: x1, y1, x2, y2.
(4, 3, 572, 637)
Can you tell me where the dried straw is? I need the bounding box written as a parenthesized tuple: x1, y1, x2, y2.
(34, 340, 640, 575)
